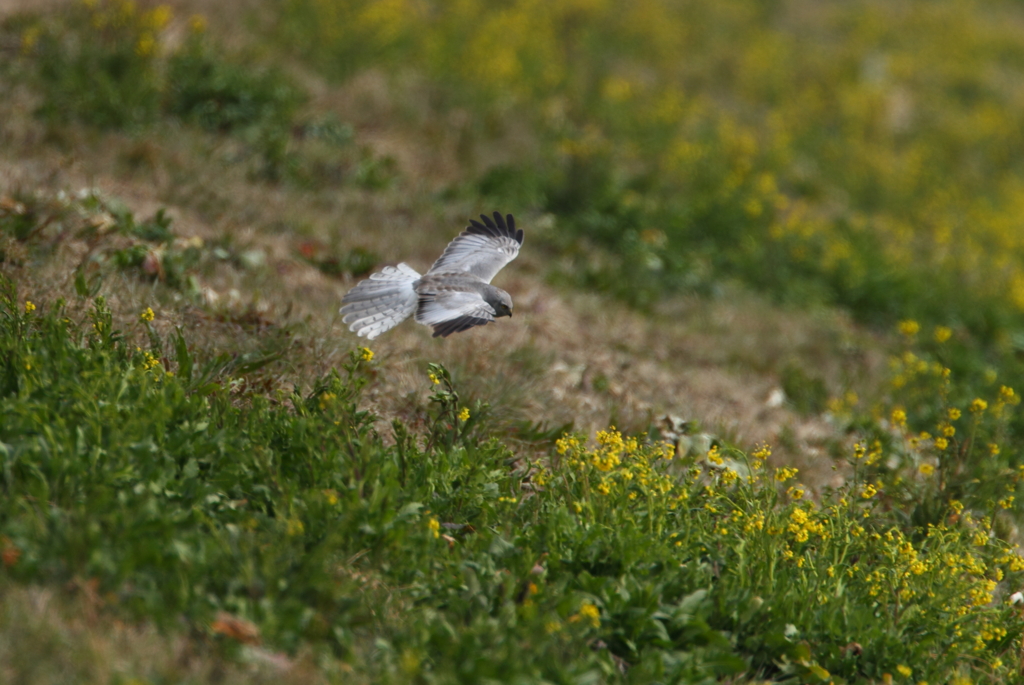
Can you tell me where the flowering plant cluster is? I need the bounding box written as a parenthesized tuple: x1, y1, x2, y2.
(2, 288, 1023, 682)
(540, 426, 1023, 681)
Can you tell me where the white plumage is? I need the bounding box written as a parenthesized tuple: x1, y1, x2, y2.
(340, 212, 523, 339)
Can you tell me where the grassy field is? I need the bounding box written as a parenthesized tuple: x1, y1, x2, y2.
(4, 0, 1024, 682)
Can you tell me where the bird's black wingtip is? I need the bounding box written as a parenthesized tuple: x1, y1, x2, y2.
(465, 211, 522, 244)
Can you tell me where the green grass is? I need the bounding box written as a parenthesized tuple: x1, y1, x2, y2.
(6, 1, 1024, 681)
(2, 278, 1023, 683)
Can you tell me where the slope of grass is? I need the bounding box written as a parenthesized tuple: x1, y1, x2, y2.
(4, 2, 1024, 682)
(2, 276, 1023, 683)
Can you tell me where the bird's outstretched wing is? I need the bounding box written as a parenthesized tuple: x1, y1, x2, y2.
(340, 263, 421, 339)
(414, 288, 495, 338)
(427, 212, 523, 283)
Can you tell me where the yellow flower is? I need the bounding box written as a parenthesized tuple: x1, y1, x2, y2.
(145, 5, 172, 29)
(429, 373, 439, 385)
(286, 519, 305, 536)
(774, 467, 798, 482)
(891, 408, 907, 427)
(706, 445, 724, 465)
(934, 326, 952, 343)
(360, 347, 374, 362)
(918, 463, 935, 476)
(458, 407, 470, 421)
(20, 26, 40, 55)
(427, 517, 440, 538)
(135, 33, 156, 57)
(969, 398, 988, 413)
(574, 602, 601, 628)
(934, 437, 948, 450)
(556, 435, 580, 455)
(24, 300, 35, 314)
(189, 14, 207, 33)
(860, 483, 878, 499)
(896, 665, 912, 678)
(947, 407, 961, 421)
(140, 307, 155, 322)
(898, 320, 920, 336)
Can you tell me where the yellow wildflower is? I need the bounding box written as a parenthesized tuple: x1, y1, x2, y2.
(891, 408, 907, 427)
(429, 373, 439, 384)
(934, 326, 952, 343)
(570, 602, 601, 628)
(428, 517, 440, 539)
(458, 407, 470, 421)
(774, 467, 798, 482)
(136, 33, 156, 57)
(24, 300, 36, 314)
(896, 665, 912, 678)
(20, 26, 40, 54)
(970, 398, 987, 414)
(898, 320, 920, 336)
(360, 347, 374, 362)
(918, 463, 935, 476)
(947, 407, 961, 421)
(145, 5, 172, 29)
(934, 437, 948, 450)
(140, 307, 155, 322)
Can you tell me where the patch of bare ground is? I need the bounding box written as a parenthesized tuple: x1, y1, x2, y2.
(0, 583, 343, 685)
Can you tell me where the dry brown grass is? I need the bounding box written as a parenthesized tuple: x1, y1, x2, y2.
(0, 583, 346, 685)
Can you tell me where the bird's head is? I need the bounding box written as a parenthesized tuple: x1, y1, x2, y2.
(490, 289, 514, 318)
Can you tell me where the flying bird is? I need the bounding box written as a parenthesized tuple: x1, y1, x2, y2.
(340, 212, 523, 339)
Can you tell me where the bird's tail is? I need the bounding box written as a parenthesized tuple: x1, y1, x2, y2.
(340, 263, 421, 339)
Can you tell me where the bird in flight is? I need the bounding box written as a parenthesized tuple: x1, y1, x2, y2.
(340, 212, 523, 339)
